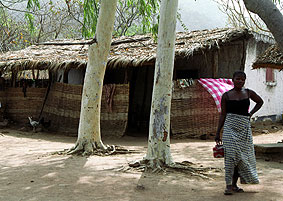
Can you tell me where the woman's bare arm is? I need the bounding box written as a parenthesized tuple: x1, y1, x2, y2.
(249, 89, 264, 117)
(215, 92, 228, 144)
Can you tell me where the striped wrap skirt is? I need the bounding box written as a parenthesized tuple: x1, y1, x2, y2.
(223, 113, 259, 185)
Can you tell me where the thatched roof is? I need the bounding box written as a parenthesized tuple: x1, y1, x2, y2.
(0, 27, 271, 73)
(253, 45, 283, 69)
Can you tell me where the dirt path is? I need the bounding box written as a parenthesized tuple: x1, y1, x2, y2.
(0, 128, 283, 201)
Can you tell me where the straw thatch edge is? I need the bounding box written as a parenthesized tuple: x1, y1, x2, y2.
(253, 45, 283, 69)
(0, 28, 274, 73)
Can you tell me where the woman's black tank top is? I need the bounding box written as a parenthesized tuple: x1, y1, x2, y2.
(226, 89, 250, 116)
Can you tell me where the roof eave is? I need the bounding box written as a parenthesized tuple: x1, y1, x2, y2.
(252, 63, 283, 70)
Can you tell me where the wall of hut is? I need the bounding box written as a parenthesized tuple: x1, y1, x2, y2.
(171, 80, 219, 139)
(41, 82, 129, 137)
(0, 78, 129, 137)
(68, 69, 85, 85)
(245, 38, 283, 121)
(174, 41, 245, 78)
(167, 41, 246, 139)
(57, 70, 64, 83)
(0, 87, 46, 124)
(121, 41, 247, 138)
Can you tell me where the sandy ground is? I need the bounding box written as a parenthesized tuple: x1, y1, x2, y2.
(1, 124, 283, 201)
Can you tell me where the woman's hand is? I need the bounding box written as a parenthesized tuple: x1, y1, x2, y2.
(248, 112, 253, 120)
(215, 135, 222, 145)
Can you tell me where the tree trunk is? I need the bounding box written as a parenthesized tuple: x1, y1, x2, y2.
(69, 0, 118, 155)
(144, 0, 179, 169)
(243, 0, 283, 51)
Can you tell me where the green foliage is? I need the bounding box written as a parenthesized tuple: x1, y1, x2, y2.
(117, 24, 147, 37)
(20, 0, 181, 41)
(24, 13, 36, 35)
(137, 0, 160, 39)
(25, 0, 41, 36)
(21, 0, 163, 40)
(0, 8, 32, 52)
(82, 0, 160, 39)
(27, 0, 41, 10)
(82, 0, 99, 38)
(177, 11, 188, 32)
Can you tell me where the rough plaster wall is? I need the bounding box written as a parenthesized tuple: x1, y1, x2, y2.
(68, 69, 84, 85)
(244, 39, 283, 120)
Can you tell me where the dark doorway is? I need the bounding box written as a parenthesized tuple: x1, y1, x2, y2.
(175, 69, 198, 79)
(126, 66, 154, 136)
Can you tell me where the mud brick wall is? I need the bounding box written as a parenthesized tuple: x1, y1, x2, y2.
(0, 88, 46, 123)
(42, 82, 129, 137)
(171, 80, 219, 139)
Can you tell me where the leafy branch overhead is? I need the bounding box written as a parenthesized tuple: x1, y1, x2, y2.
(0, 0, 162, 52)
(25, 0, 40, 35)
(82, 0, 160, 38)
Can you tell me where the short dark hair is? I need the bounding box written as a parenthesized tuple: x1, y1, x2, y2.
(233, 70, 246, 79)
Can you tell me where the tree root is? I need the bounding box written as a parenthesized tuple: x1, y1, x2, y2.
(52, 144, 139, 156)
(167, 163, 210, 179)
(127, 160, 219, 179)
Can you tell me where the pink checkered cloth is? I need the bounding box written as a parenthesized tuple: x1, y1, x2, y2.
(198, 78, 234, 112)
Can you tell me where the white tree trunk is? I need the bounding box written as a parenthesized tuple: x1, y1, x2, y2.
(144, 0, 179, 168)
(70, 0, 118, 155)
(243, 0, 283, 51)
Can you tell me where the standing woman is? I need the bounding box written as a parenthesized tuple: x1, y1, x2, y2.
(215, 70, 264, 195)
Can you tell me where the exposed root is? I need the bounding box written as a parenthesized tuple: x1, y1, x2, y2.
(167, 163, 210, 179)
(152, 166, 164, 174)
(127, 160, 218, 179)
(52, 144, 138, 156)
(67, 142, 85, 155)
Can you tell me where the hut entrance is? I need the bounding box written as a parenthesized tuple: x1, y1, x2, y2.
(127, 66, 154, 136)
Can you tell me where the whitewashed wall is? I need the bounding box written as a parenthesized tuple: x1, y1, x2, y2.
(244, 38, 283, 121)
